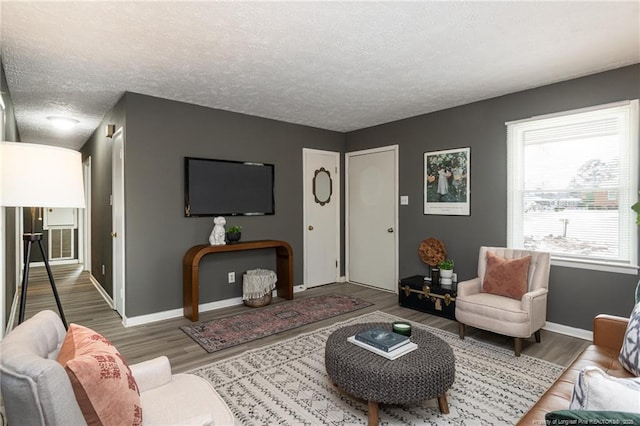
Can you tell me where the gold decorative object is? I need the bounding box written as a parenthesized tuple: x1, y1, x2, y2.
(397, 281, 455, 305)
(402, 285, 411, 297)
(418, 238, 447, 266)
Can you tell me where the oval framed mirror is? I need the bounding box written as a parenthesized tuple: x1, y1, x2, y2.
(313, 167, 332, 206)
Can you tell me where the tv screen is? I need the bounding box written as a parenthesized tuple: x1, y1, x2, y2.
(184, 157, 275, 217)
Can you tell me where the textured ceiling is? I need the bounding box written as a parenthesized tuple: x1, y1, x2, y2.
(1, 1, 639, 150)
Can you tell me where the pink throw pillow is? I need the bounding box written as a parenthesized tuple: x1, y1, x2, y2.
(482, 252, 531, 300)
(57, 324, 142, 426)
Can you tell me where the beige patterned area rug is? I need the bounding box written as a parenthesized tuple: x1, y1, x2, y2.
(189, 311, 564, 425)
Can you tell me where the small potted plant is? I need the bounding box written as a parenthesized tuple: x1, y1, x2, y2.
(438, 259, 454, 288)
(226, 225, 242, 244)
(438, 259, 454, 271)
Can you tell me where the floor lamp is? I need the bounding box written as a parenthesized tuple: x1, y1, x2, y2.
(1, 142, 85, 329)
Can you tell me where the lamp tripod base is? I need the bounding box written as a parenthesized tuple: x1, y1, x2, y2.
(18, 233, 68, 329)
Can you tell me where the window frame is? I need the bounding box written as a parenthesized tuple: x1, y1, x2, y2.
(507, 100, 639, 275)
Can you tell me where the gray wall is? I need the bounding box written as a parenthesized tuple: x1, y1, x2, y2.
(345, 64, 640, 330)
(83, 65, 637, 329)
(122, 93, 345, 316)
(2, 58, 20, 325)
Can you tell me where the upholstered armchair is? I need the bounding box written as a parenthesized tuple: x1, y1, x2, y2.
(455, 246, 551, 356)
(0, 310, 235, 425)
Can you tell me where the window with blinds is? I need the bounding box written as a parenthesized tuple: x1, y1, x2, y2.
(507, 100, 639, 274)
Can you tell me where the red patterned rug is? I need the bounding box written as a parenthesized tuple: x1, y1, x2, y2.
(180, 294, 372, 353)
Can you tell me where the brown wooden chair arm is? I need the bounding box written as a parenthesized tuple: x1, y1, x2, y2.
(593, 314, 629, 351)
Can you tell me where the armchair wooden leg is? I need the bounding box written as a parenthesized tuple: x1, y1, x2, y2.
(534, 330, 541, 343)
(514, 337, 522, 357)
(458, 323, 465, 340)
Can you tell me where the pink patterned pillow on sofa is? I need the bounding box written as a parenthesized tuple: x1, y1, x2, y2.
(482, 252, 531, 300)
(57, 324, 142, 426)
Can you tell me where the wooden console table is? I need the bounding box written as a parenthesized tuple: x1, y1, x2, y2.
(183, 240, 294, 321)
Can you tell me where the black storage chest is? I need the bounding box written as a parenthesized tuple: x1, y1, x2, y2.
(398, 275, 457, 321)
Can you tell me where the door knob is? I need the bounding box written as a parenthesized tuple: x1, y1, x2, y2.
(308, 225, 314, 231)
(111, 232, 118, 238)
(387, 228, 394, 233)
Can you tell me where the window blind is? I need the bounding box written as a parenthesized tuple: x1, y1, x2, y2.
(507, 100, 638, 271)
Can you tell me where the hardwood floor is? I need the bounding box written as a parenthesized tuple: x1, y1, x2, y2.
(14, 264, 590, 373)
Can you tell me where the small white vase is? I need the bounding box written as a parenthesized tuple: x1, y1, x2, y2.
(440, 269, 453, 279)
(440, 269, 453, 289)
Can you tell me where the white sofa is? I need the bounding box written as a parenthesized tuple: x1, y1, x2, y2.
(0, 310, 234, 425)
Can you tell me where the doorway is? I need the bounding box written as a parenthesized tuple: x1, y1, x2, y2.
(112, 128, 125, 317)
(43, 208, 78, 264)
(81, 157, 91, 274)
(346, 145, 398, 292)
(303, 148, 340, 288)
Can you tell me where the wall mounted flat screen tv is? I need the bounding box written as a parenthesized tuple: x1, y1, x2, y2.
(184, 157, 275, 217)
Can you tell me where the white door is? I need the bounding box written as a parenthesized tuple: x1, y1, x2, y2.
(303, 148, 340, 288)
(81, 157, 91, 273)
(0, 97, 4, 336)
(112, 128, 125, 317)
(346, 145, 398, 292)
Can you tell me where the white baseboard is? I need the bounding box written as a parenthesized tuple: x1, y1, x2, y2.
(337, 276, 347, 283)
(272, 285, 306, 296)
(30, 259, 80, 267)
(123, 296, 245, 327)
(199, 297, 244, 316)
(123, 307, 183, 327)
(123, 283, 307, 327)
(543, 321, 592, 342)
(89, 274, 113, 309)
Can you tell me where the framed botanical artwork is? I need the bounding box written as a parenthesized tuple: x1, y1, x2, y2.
(424, 147, 470, 215)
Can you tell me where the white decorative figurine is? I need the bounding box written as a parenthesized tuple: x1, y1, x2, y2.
(209, 216, 227, 245)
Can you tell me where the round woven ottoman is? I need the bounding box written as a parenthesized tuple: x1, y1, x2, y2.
(325, 322, 455, 426)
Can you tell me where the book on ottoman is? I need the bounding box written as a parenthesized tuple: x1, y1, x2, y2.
(347, 336, 418, 360)
(354, 328, 410, 352)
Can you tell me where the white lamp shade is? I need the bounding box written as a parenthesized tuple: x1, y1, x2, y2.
(1, 142, 85, 208)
